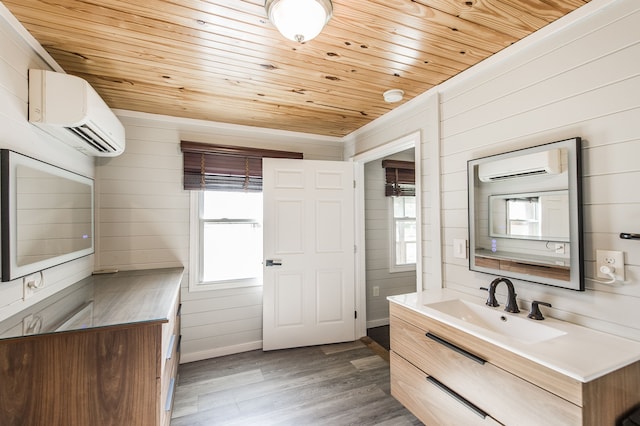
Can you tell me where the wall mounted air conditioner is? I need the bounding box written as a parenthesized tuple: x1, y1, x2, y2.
(478, 148, 561, 182)
(28, 69, 125, 156)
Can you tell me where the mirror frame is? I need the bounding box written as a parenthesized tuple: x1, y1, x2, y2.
(1, 150, 95, 282)
(467, 137, 584, 291)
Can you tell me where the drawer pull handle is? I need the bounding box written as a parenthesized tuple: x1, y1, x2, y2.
(177, 303, 182, 317)
(426, 376, 488, 419)
(166, 334, 176, 360)
(426, 332, 486, 365)
(165, 377, 176, 412)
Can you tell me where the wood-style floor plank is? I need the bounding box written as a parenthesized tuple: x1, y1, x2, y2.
(171, 340, 422, 425)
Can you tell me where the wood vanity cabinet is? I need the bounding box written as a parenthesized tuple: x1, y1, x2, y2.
(389, 302, 640, 426)
(0, 268, 183, 426)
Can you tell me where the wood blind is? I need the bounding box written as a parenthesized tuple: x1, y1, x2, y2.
(382, 159, 415, 197)
(180, 141, 303, 191)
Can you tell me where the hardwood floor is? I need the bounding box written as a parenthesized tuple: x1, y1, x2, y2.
(171, 340, 421, 425)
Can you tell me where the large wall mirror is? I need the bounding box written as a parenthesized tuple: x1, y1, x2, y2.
(467, 137, 584, 290)
(1, 150, 94, 282)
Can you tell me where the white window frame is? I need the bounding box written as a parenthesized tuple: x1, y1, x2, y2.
(389, 196, 417, 273)
(188, 191, 263, 292)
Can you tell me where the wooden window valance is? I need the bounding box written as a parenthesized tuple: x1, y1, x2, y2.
(382, 159, 415, 197)
(180, 141, 303, 192)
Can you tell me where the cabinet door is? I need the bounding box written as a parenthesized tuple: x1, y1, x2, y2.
(391, 352, 502, 425)
(0, 325, 159, 426)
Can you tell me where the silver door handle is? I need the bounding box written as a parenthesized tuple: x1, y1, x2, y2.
(265, 259, 282, 267)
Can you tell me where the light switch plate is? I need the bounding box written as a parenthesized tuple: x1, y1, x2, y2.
(453, 239, 467, 259)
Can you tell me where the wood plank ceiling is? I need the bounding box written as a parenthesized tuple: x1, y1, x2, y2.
(4, 0, 589, 137)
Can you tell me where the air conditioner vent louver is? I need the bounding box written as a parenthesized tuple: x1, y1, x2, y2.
(484, 169, 549, 181)
(28, 69, 125, 157)
(66, 125, 117, 153)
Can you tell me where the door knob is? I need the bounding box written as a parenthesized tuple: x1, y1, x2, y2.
(265, 259, 282, 267)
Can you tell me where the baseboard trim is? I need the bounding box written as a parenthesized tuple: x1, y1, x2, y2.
(180, 340, 263, 364)
(366, 318, 390, 328)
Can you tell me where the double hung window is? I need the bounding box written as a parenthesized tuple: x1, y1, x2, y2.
(391, 196, 417, 271)
(191, 191, 263, 290)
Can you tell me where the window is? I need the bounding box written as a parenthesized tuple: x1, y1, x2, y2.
(390, 196, 416, 271)
(190, 191, 263, 291)
(181, 141, 302, 292)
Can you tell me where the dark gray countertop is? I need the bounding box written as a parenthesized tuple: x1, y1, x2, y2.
(0, 267, 183, 339)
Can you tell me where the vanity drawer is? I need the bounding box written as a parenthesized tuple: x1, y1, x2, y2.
(390, 302, 582, 406)
(160, 348, 179, 426)
(161, 297, 180, 374)
(391, 352, 502, 426)
(391, 315, 581, 426)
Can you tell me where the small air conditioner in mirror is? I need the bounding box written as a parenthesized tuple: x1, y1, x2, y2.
(478, 148, 561, 182)
(28, 69, 125, 156)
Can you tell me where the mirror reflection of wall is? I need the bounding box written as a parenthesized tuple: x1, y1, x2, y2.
(16, 165, 93, 266)
(1, 150, 95, 281)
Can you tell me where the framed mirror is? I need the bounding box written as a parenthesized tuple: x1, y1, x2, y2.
(467, 137, 584, 290)
(1, 150, 94, 282)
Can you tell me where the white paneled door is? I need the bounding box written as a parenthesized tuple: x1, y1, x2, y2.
(262, 159, 355, 351)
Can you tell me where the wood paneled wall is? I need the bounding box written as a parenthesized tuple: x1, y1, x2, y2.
(0, 8, 94, 321)
(95, 111, 344, 362)
(364, 158, 416, 327)
(351, 0, 640, 342)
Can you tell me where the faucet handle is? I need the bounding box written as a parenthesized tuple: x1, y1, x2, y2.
(480, 286, 499, 307)
(528, 301, 552, 320)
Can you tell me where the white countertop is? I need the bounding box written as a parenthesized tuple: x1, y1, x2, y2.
(388, 289, 640, 382)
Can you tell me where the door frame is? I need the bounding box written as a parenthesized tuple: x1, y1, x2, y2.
(351, 131, 423, 338)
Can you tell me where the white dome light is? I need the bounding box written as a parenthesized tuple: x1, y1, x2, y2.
(265, 0, 333, 43)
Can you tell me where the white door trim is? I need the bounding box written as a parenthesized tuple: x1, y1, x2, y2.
(351, 131, 423, 339)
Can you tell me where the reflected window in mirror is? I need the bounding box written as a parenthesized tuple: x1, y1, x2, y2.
(489, 190, 569, 241)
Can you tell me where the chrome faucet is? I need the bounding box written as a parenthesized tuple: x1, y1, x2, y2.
(484, 277, 520, 313)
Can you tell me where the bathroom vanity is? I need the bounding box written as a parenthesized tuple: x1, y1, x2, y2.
(0, 267, 183, 426)
(389, 290, 640, 425)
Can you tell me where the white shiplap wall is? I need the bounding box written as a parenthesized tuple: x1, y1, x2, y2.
(364, 156, 416, 327)
(96, 111, 344, 362)
(0, 7, 94, 321)
(350, 0, 640, 341)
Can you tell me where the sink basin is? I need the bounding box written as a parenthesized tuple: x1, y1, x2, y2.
(426, 299, 566, 344)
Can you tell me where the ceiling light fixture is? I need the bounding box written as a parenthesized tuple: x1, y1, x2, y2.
(383, 89, 404, 103)
(265, 0, 333, 43)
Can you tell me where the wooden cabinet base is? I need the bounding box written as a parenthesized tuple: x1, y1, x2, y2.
(390, 301, 640, 426)
(0, 269, 182, 426)
(0, 325, 160, 425)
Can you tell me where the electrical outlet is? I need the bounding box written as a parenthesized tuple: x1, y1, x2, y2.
(596, 250, 625, 280)
(23, 272, 43, 299)
(373, 286, 379, 297)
